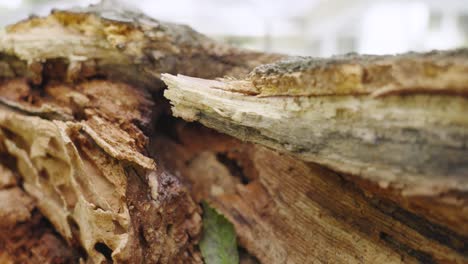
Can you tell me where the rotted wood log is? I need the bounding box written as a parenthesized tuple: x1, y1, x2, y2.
(151, 119, 468, 264)
(0, 2, 280, 264)
(0, 1, 467, 264)
(162, 51, 468, 263)
(0, 77, 205, 263)
(163, 50, 468, 195)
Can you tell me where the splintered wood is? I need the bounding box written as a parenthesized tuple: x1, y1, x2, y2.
(0, 2, 467, 264)
(0, 3, 278, 263)
(163, 51, 468, 196)
(163, 51, 468, 263)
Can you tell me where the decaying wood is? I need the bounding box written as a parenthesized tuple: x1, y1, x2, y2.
(162, 51, 468, 263)
(0, 78, 203, 263)
(1, 1, 468, 264)
(0, 2, 283, 263)
(0, 2, 282, 90)
(163, 50, 468, 196)
(0, 161, 81, 263)
(151, 119, 468, 264)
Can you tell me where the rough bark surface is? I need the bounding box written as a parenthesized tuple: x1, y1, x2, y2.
(162, 51, 468, 263)
(163, 50, 468, 196)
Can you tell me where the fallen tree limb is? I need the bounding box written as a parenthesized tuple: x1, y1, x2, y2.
(163, 50, 468, 196)
(162, 51, 468, 263)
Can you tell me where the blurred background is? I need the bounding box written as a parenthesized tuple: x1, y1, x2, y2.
(1, 0, 467, 56)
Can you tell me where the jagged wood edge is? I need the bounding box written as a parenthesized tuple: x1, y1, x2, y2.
(162, 50, 468, 196)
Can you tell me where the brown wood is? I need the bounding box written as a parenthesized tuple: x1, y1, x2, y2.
(0, 3, 283, 90)
(0, 2, 467, 264)
(0, 2, 279, 263)
(163, 51, 468, 196)
(152, 120, 468, 264)
(0, 77, 204, 263)
(0, 162, 81, 263)
(161, 51, 468, 263)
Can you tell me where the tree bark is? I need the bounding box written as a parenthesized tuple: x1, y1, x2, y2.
(162, 51, 468, 263)
(162, 50, 468, 196)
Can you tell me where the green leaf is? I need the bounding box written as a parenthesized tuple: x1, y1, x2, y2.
(200, 201, 239, 264)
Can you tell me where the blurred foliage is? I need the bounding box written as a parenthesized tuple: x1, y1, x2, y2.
(200, 201, 239, 264)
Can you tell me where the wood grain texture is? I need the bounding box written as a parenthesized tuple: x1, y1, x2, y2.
(151, 120, 468, 264)
(0, 78, 201, 263)
(1, 2, 468, 264)
(162, 50, 468, 196)
(0, 2, 281, 263)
